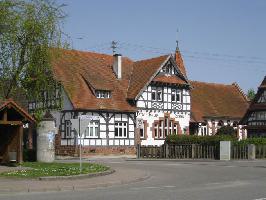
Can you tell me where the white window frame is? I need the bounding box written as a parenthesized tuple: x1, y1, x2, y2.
(84, 121, 99, 138)
(171, 89, 181, 102)
(114, 122, 128, 138)
(65, 120, 72, 138)
(151, 87, 163, 101)
(96, 90, 111, 99)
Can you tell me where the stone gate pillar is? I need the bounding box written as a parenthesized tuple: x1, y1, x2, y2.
(37, 112, 56, 163)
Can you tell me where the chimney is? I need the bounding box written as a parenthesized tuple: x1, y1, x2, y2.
(113, 54, 122, 79)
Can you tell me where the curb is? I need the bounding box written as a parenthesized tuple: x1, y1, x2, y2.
(125, 158, 219, 162)
(39, 168, 115, 181)
(0, 172, 150, 194)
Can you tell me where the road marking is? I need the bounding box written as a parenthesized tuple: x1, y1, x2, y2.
(253, 198, 266, 200)
(130, 185, 176, 191)
(163, 186, 176, 188)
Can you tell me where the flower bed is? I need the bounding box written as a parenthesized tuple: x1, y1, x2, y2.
(0, 162, 109, 178)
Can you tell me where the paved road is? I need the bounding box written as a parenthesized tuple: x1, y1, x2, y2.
(1, 159, 266, 200)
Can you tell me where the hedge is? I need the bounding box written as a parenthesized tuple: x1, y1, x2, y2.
(165, 134, 236, 145)
(165, 135, 266, 146)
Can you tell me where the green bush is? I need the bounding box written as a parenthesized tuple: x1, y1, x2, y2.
(166, 134, 266, 146)
(166, 134, 235, 145)
(236, 138, 266, 146)
(216, 126, 237, 138)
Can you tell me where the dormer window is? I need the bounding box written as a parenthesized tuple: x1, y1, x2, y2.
(95, 90, 111, 98)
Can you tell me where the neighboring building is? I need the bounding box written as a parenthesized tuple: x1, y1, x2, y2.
(0, 99, 35, 163)
(240, 76, 266, 137)
(189, 81, 249, 139)
(28, 47, 249, 156)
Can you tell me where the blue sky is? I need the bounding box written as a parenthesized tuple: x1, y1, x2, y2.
(58, 0, 266, 92)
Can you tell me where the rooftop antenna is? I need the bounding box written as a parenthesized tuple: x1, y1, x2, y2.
(111, 41, 118, 55)
(176, 28, 179, 52)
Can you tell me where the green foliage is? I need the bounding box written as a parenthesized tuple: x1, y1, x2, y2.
(236, 138, 266, 146)
(33, 109, 44, 124)
(247, 88, 256, 101)
(0, 162, 109, 178)
(166, 134, 236, 145)
(216, 126, 237, 137)
(0, 0, 67, 101)
(166, 134, 266, 147)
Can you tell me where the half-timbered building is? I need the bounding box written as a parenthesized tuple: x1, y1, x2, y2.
(240, 76, 266, 137)
(189, 81, 249, 139)
(28, 47, 249, 156)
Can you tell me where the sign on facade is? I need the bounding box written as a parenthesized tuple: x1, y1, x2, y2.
(136, 118, 144, 129)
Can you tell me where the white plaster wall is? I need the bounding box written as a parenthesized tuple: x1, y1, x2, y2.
(138, 110, 190, 146)
(62, 89, 73, 110)
(197, 119, 245, 139)
(136, 85, 190, 112)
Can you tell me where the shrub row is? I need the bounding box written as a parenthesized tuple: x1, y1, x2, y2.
(165, 134, 235, 145)
(166, 135, 266, 146)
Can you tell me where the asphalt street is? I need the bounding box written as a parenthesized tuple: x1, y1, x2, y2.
(1, 159, 266, 200)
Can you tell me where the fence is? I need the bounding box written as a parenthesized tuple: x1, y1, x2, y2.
(231, 144, 248, 159)
(256, 145, 266, 159)
(138, 144, 219, 159)
(138, 143, 266, 160)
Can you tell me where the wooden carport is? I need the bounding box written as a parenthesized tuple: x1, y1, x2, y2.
(0, 99, 35, 164)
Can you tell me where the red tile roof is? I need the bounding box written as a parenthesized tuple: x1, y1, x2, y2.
(190, 81, 249, 122)
(175, 51, 187, 78)
(126, 55, 170, 99)
(152, 75, 187, 85)
(0, 99, 35, 123)
(52, 49, 136, 112)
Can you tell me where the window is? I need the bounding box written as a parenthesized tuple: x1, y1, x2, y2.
(258, 91, 266, 103)
(153, 116, 180, 139)
(115, 122, 127, 138)
(161, 63, 174, 74)
(171, 89, 181, 102)
(151, 87, 163, 101)
(96, 90, 111, 98)
(201, 126, 207, 136)
(85, 121, 99, 138)
(140, 128, 144, 138)
(65, 120, 72, 138)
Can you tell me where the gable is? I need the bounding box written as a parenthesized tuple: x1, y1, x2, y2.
(127, 55, 190, 100)
(152, 57, 189, 85)
(0, 99, 35, 123)
(240, 76, 266, 125)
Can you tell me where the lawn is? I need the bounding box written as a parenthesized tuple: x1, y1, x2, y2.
(0, 162, 109, 178)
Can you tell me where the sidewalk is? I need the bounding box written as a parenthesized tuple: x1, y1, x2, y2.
(0, 164, 150, 194)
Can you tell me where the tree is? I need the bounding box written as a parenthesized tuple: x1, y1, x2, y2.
(0, 0, 67, 102)
(216, 126, 236, 138)
(247, 88, 256, 101)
